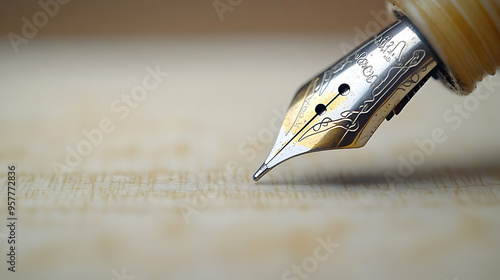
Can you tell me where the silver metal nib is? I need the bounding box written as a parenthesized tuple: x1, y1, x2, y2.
(252, 163, 270, 181)
(253, 17, 438, 181)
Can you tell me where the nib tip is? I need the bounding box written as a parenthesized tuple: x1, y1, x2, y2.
(252, 163, 269, 181)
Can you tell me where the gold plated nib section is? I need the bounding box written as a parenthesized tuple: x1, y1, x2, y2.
(252, 75, 353, 181)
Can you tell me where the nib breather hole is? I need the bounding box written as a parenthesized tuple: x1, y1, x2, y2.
(315, 103, 327, 115)
(339, 83, 350, 95)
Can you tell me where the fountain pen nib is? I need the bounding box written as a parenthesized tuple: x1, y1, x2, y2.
(252, 17, 438, 181)
(252, 65, 354, 181)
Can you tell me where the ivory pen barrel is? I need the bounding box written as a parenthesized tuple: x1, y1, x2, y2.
(388, 0, 500, 94)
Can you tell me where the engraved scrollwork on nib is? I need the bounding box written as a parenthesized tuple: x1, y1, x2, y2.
(253, 18, 439, 181)
(299, 49, 427, 143)
(286, 58, 351, 136)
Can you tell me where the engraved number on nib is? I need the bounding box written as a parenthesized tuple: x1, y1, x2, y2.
(374, 34, 407, 63)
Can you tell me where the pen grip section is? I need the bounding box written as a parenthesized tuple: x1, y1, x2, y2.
(388, 0, 500, 94)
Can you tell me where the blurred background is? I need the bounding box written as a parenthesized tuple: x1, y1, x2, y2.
(0, 0, 392, 174)
(1, 0, 500, 280)
(0, 0, 397, 175)
(0, 0, 384, 35)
